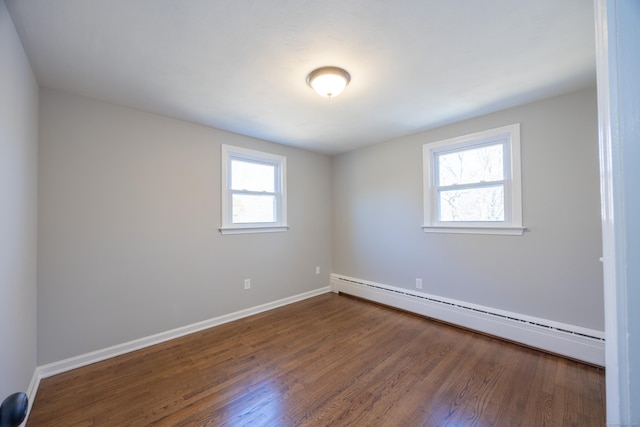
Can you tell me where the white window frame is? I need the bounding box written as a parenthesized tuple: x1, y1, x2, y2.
(422, 124, 524, 236)
(220, 144, 288, 235)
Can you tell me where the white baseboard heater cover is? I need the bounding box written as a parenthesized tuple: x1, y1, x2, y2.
(330, 274, 605, 366)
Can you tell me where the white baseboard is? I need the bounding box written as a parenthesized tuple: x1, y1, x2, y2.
(22, 286, 329, 425)
(23, 277, 604, 426)
(19, 368, 41, 427)
(331, 274, 605, 366)
(37, 286, 330, 379)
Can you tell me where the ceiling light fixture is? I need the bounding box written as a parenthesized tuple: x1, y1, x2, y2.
(306, 66, 351, 98)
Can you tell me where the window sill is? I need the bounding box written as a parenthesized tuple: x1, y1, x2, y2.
(219, 225, 289, 235)
(422, 225, 526, 236)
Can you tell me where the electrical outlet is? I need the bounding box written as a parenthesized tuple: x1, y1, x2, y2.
(416, 278, 423, 289)
(244, 279, 251, 290)
(316, 266, 320, 275)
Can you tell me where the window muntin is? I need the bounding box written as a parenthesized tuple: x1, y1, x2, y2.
(435, 141, 506, 222)
(221, 145, 287, 234)
(423, 124, 523, 235)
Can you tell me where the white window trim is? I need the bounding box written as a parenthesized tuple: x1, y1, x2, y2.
(422, 124, 525, 236)
(220, 144, 288, 235)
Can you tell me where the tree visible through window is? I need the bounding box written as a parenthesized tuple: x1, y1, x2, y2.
(423, 124, 524, 235)
(231, 159, 277, 223)
(220, 145, 288, 234)
(437, 143, 504, 221)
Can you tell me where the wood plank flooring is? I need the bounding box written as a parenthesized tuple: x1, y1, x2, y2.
(27, 293, 605, 426)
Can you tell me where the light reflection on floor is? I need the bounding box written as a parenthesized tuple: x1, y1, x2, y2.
(220, 378, 286, 426)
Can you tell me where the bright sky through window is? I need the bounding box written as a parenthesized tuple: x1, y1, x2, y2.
(230, 160, 276, 223)
(436, 144, 504, 221)
(231, 160, 275, 192)
(423, 124, 523, 235)
(220, 145, 288, 234)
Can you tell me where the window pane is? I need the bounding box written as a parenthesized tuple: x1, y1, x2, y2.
(231, 160, 275, 192)
(232, 194, 275, 223)
(439, 185, 504, 221)
(438, 144, 503, 186)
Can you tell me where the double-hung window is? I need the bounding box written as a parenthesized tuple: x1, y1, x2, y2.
(422, 124, 524, 235)
(220, 145, 288, 234)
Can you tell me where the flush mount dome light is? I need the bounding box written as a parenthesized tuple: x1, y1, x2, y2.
(306, 66, 351, 98)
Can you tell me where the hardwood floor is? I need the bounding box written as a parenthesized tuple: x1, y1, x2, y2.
(27, 293, 605, 426)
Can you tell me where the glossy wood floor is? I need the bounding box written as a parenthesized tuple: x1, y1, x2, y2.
(28, 293, 605, 426)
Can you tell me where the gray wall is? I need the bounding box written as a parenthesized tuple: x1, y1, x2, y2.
(38, 89, 332, 364)
(333, 88, 603, 331)
(0, 0, 39, 397)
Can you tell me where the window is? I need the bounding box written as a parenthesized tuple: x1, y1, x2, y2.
(220, 145, 288, 234)
(423, 124, 524, 235)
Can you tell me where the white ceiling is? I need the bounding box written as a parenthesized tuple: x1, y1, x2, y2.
(6, 0, 596, 155)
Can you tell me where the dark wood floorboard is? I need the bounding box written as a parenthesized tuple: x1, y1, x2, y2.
(27, 293, 606, 426)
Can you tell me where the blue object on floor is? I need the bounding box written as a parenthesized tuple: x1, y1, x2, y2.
(0, 392, 28, 427)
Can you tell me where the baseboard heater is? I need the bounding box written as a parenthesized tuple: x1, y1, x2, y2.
(330, 274, 605, 366)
